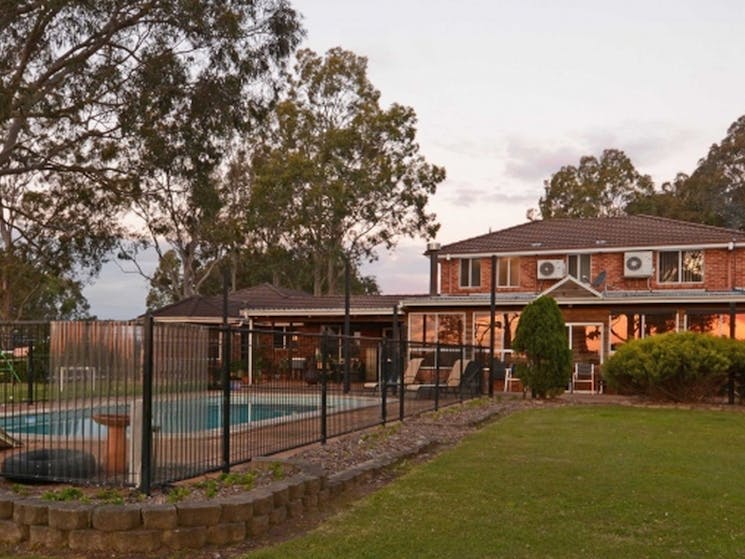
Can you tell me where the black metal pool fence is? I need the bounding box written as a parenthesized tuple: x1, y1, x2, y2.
(0, 319, 489, 492)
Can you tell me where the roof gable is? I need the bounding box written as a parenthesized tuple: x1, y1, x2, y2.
(539, 276, 603, 300)
(440, 215, 745, 256)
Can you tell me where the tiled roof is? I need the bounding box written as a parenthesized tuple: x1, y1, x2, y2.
(439, 215, 745, 255)
(151, 283, 426, 319)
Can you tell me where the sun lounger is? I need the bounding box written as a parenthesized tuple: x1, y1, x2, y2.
(364, 357, 423, 392)
(406, 359, 472, 396)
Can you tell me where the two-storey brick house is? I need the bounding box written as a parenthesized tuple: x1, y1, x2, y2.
(399, 215, 745, 372)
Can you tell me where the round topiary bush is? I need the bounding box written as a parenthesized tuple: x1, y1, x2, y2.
(603, 331, 744, 402)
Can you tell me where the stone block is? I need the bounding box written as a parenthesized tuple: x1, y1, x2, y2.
(91, 504, 141, 531)
(271, 482, 289, 507)
(220, 496, 254, 523)
(247, 514, 270, 537)
(141, 504, 177, 530)
(304, 477, 321, 495)
(317, 488, 330, 505)
(302, 493, 318, 510)
(28, 525, 66, 548)
(110, 529, 162, 553)
(251, 489, 274, 516)
(288, 499, 304, 518)
(68, 528, 107, 551)
(162, 526, 207, 550)
(176, 501, 221, 527)
(206, 521, 246, 545)
(48, 502, 91, 530)
(0, 519, 28, 544)
(269, 505, 287, 526)
(13, 499, 48, 525)
(287, 476, 306, 501)
(0, 491, 15, 519)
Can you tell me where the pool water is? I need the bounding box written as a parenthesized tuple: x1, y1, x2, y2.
(0, 397, 320, 438)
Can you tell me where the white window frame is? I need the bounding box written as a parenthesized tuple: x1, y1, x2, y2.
(497, 256, 520, 287)
(567, 254, 591, 282)
(459, 258, 481, 288)
(657, 250, 704, 284)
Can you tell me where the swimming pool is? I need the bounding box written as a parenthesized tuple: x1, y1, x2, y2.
(0, 393, 377, 438)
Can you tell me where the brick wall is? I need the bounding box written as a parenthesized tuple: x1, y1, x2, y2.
(439, 248, 745, 295)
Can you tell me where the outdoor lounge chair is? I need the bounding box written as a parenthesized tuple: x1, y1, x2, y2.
(406, 359, 472, 396)
(363, 357, 423, 392)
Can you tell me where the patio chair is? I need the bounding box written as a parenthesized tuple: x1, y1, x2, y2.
(571, 362, 596, 393)
(363, 357, 423, 392)
(503, 365, 520, 392)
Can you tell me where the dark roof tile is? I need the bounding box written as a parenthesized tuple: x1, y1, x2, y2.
(440, 215, 745, 255)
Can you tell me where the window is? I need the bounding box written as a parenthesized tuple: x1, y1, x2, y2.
(497, 257, 520, 286)
(460, 258, 481, 287)
(609, 311, 678, 352)
(272, 327, 298, 349)
(408, 312, 465, 367)
(473, 311, 520, 359)
(658, 250, 703, 283)
(567, 254, 591, 282)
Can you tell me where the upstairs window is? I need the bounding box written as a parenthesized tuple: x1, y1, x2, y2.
(460, 258, 481, 288)
(567, 254, 591, 282)
(497, 257, 520, 287)
(658, 250, 703, 283)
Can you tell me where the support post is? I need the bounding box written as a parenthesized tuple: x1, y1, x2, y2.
(221, 268, 231, 472)
(140, 314, 154, 494)
(729, 302, 736, 405)
(343, 257, 351, 393)
(321, 330, 328, 443)
(489, 255, 497, 398)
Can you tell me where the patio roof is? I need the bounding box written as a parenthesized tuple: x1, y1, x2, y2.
(399, 288, 745, 309)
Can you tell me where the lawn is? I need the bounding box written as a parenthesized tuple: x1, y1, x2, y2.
(244, 405, 745, 558)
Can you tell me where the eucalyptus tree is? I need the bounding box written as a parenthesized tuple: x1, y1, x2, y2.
(539, 149, 654, 219)
(672, 115, 745, 230)
(251, 47, 444, 295)
(0, 0, 303, 315)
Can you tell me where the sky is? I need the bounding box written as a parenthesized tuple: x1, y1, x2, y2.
(83, 0, 745, 318)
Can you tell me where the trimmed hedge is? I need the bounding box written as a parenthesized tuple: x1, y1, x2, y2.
(603, 331, 745, 402)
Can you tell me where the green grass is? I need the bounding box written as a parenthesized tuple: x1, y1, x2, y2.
(245, 405, 745, 558)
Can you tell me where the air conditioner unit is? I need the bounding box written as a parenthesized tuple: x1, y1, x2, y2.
(537, 259, 566, 280)
(624, 251, 653, 277)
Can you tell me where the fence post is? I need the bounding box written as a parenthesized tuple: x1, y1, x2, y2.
(380, 340, 388, 424)
(26, 337, 34, 405)
(221, 270, 231, 472)
(489, 255, 497, 398)
(140, 314, 154, 495)
(321, 330, 328, 444)
(459, 344, 465, 403)
(398, 335, 406, 422)
(434, 342, 441, 411)
(729, 302, 736, 405)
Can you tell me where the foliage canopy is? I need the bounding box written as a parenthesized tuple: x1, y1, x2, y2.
(250, 47, 444, 295)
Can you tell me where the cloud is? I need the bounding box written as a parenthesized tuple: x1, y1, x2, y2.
(362, 243, 431, 295)
(503, 139, 583, 183)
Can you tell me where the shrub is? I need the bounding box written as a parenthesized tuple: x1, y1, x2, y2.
(512, 296, 572, 398)
(603, 331, 740, 401)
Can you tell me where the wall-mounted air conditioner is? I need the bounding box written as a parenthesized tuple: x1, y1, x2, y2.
(624, 251, 653, 277)
(537, 259, 566, 280)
